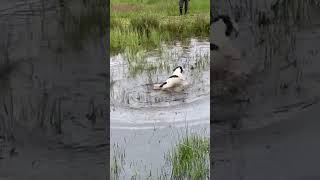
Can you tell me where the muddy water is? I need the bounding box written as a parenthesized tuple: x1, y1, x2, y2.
(213, 1, 320, 179)
(0, 1, 107, 179)
(213, 0, 320, 131)
(110, 39, 210, 178)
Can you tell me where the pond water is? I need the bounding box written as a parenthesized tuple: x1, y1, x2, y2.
(0, 1, 107, 179)
(110, 39, 210, 129)
(212, 0, 320, 132)
(110, 39, 210, 178)
(212, 1, 320, 179)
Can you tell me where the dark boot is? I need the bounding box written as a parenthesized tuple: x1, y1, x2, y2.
(179, 7, 183, 15)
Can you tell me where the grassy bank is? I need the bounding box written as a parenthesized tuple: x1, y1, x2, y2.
(110, 134, 209, 179)
(111, 0, 210, 55)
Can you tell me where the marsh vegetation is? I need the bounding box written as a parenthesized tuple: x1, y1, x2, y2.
(111, 133, 209, 180)
(110, 0, 210, 178)
(0, 1, 107, 179)
(0, 0, 107, 137)
(110, 39, 210, 178)
(168, 134, 210, 179)
(110, 0, 210, 55)
(213, 1, 320, 179)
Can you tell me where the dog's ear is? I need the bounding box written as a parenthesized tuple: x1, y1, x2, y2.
(211, 15, 236, 37)
(221, 16, 234, 37)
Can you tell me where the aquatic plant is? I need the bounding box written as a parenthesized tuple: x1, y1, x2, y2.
(110, 143, 126, 180)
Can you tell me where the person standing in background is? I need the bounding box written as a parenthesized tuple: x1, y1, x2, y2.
(179, 0, 189, 15)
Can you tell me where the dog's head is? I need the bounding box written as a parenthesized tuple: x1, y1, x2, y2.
(173, 66, 183, 73)
(211, 15, 239, 38)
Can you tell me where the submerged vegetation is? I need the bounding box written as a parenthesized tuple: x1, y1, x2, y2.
(111, 0, 210, 54)
(110, 134, 209, 179)
(58, 0, 108, 49)
(0, 0, 108, 140)
(212, 0, 320, 97)
(110, 143, 126, 180)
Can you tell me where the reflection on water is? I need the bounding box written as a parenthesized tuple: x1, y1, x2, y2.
(213, 1, 320, 179)
(212, 0, 320, 132)
(0, 1, 107, 179)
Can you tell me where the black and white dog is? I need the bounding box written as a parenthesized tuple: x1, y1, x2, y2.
(153, 66, 186, 91)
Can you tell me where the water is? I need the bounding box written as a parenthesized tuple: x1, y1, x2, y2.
(110, 39, 210, 178)
(110, 39, 210, 130)
(212, 1, 320, 179)
(0, 1, 107, 179)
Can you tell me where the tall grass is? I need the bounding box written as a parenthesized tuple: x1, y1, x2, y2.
(123, 44, 210, 78)
(167, 134, 210, 179)
(111, 0, 210, 55)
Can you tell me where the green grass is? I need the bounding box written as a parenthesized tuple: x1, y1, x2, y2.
(123, 44, 209, 78)
(167, 134, 210, 179)
(111, 0, 209, 55)
(110, 134, 209, 179)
